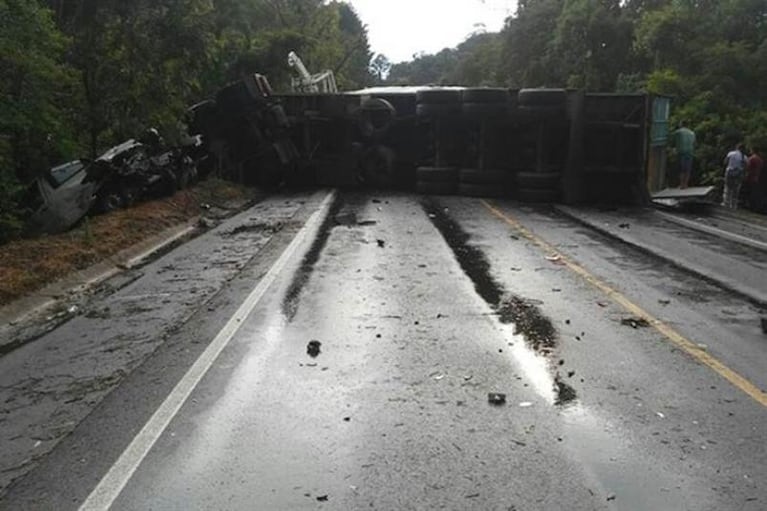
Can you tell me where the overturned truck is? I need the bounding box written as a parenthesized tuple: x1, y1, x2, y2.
(191, 74, 669, 205)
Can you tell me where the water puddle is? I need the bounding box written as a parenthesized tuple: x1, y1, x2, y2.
(282, 195, 343, 320)
(423, 198, 565, 387)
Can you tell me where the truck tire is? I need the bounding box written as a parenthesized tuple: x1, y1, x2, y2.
(416, 166, 459, 183)
(462, 88, 509, 104)
(416, 89, 462, 105)
(518, 88, 567, 108)
(516, 171, 561, 190)
(359, 98, 396, 139)
(416, 103, 461, 118)
(360, 145, 394, 188)
(459, 168, 509, 185)
(458, 183, 508, 198)
(516, 188, 560, 203)
(461, 102, 509, 119)
(416, 180, 457, 195)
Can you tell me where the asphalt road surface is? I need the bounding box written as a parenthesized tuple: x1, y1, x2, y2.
(1, 190, 765, 511)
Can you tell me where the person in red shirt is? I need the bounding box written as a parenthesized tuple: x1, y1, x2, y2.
(745, 147, 764, 211)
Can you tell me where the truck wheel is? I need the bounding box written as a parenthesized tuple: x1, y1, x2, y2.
(516, 172, 561, 190)
(416, 181, 457, 195)
(461, 102, 509, 119)
(359, 98, 396, 139)
(518, 88, 567, 108)
(458, 183, 508, 198)
(416, 166, 459, 183)
(462, 88, 509, 104)
(416, 89, 462, 105)
(360, 145, 394, 188)
(516, 188, 560, 203)
(459, 168, 509, 185)
(416, 103, 461, 118)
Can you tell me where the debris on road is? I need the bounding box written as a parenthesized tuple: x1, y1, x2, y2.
(488, 393, 507, 405)
(307, 340, 322, 357)
(554, 374, 577, 405)
(621, 317, 650, 329)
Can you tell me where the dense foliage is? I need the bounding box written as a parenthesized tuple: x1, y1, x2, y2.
(389, 0, 767, 185)
(0, 0, 372, 241)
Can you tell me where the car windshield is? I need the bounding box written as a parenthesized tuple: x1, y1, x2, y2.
(46, 160, 85, 188)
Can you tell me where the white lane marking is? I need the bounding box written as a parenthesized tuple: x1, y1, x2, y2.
(79, 190, 336, 511)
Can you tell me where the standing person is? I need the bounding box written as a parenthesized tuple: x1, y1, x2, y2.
(745, 147, 764, 211)
(673, 121, 696, 189)
(722, 143, 748, 209)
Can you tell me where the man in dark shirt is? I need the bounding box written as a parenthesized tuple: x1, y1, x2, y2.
(745, 147, 764, 211)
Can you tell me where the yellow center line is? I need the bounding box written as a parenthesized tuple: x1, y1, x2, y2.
(481, 200, 767, 408)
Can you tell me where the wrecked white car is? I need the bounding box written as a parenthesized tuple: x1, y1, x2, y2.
(25, 160, 100, 235)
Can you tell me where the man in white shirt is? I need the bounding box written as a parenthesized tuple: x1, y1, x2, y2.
(722, 143, 747, 209)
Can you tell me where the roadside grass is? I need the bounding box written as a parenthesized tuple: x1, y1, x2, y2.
(0, 179, 253, 306)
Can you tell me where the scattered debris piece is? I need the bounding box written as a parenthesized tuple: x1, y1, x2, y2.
(510, 235, 520, 240)
(567, 371, 576, 378)
(545, 254, 563, 264)
(658, 299, 671, 305)
(317, 495, 329, 502)
(343, 417, 351, 422)
(696, 344, 708, 351)
(376, 239, 386, 248)
(488, 393, 507, 406)
(518, 402, 533, 408)
(357, 220, 377, 227)
(621, 317, 650, 329)
(433, 373, 446, 381)
(761, 317, 767, 334)
(607, 494, 617, 502)
(597, 302, 608, 308)
(656, 412, 665, 419)
(510, 267, 523, 272)
(465, 493, 480, 499)
(619, 223, 630, 229)
(552, 288, 562, 292)
(565, 319, 571, 325)
(372, 199, 381, 204)
(307, 340, 322, 357)
(554, 374, 577, 405)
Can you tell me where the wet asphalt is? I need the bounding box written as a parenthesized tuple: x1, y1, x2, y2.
(1, 191, 766, 510)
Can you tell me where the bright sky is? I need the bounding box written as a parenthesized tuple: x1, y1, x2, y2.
(347, 0, 518, 63)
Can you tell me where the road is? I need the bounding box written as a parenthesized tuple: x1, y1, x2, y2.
(1, 190, 765, 510)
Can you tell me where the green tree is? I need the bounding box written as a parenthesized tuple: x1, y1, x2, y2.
(0, 0, 78, 240)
